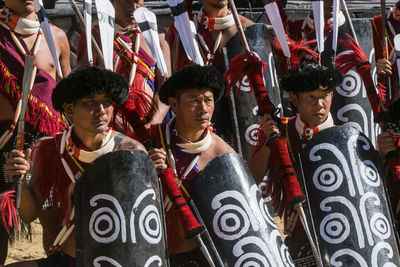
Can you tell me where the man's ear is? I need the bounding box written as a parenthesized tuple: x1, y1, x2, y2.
(168, 97, 177, 113)
(289, 93, 298, 107)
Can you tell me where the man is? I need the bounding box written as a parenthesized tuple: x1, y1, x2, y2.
(168, 0, 253, 71)
(4, 67, 146, 266)
(279, 0, 339, 43)
(77, 0, 171, 140)
(248, 63, 343, 265)
(0, 0, 70, 263)
(147, 65, 234, 266)
(372, 0, 400, 100)
(377, 98, 400, 229)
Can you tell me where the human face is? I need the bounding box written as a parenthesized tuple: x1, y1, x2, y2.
(65, 93, 114, 135)
(291, 87, 333, 128)
(4, 0, 35, 18)
(113, 0, 144, 27)
(394, 3, 400, 22)
(170, 89, 215, 133)
(203, 0, 228, 10)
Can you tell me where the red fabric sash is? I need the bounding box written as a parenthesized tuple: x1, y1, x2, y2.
(35, 134, 88, 224)
(0, 26, 65, 136)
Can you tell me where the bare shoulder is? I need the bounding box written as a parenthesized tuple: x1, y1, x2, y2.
(49, 24, 68, 42)
(212, 133, 235, 156)
(239, 15, 254, 27)
(115, 134, 147, 152)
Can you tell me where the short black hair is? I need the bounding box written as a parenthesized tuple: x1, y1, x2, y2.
(280, 63, 343, 93)
(158, 64, 225, 104)
(52, 67, 129, 112)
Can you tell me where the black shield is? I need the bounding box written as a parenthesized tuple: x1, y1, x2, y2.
(223, 23, 282, 160)
(191, 152, 294, 266)
(323, 20, 380, 144)
(75, 150, 167, 266)
(300, 126, 400, 266)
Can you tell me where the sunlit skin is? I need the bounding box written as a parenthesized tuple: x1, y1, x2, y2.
(3, 0, 36, 20)
(148, 87, 234, 255)
(4, 92, 146, 263)
(112, 0, 144, 28)
(169, 89, 215, 142)
(63, 93, 114, 150)
(290, 87, 333, 128)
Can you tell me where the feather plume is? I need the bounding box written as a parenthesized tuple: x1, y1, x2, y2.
(274, 37, 318, 70)
(335, 34, 368, 75)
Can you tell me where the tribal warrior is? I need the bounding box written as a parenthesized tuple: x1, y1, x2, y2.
(248, 63, 343, 265)
(0, 0, 70, 263)
(4, 67, 146, 267)
(148, 65, 234, 266)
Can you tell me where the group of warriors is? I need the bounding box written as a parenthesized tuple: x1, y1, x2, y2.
(0, 0, 400, 266)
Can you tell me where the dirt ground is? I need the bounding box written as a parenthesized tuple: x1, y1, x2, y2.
(5, 220, 46, 265)
(4, 217, 285, 265)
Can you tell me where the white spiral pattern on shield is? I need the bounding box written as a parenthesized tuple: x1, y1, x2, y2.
(89, 194, 126, 244)
(212, 191, 257, 241)
(370, 213, 391, 240)
(320, 213, 350, 244)
(139, 205, 162, 244)
(238, 75, 251, 92)
(212, 203, 251, 240)
(360, 160, 380, 187)
(130, 189, 162, 244)
(313, 163, 343, 192)
(245, 124, 260, 146)
(336, 70, 361, 97)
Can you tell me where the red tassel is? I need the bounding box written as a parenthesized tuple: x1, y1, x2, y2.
(268, 138, 305, 216)
(223, 52, 275, 115)
(159, 168, 204, 239)
(116, 84, 152, 137)
(335, 34, 385, 115)
(0, 191, 19, 234)
(274, 36, 318, 70)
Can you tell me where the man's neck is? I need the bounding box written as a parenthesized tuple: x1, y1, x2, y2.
(174, 121, 206, 143)
(73, 127, 105, 151)
(202, 4, 228, 18)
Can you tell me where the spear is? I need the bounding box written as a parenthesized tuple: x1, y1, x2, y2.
(381, 0, 392, 100)
(68, 0, 104, 65)
(34, 0, 63, 78)
(224, 2, 320, 265)
(339, 0, 359, 45)
(15, 55, 36, 209)
(263, 0, 291, 68)
(331, 0, 339, 66)
(312, 0, 324, 65)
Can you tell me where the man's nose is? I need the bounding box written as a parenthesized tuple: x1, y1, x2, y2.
(96, 103, 106, 114)
(199, 101, 208, 113)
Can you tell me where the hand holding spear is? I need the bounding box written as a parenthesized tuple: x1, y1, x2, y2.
(224, 2, 321, 265)
(15, 55, 36, 209)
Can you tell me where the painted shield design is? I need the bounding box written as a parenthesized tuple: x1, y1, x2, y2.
(300, 126, 400, 266)
(191, 152, 294, 266)
(75, 150, 167, 267)
(322, 20, 380, 145)
(223, 23, 282, 161)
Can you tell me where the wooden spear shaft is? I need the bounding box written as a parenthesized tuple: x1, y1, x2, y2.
(228, 0, 250, 53)
(69, 0, 104, 66)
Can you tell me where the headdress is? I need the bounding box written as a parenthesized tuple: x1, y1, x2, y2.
(280, 63, 343, 93)
(158, 64, 225, 104)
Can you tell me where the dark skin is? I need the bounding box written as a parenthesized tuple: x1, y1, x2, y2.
(0, 1, 70, 263)
(149, 88, 234, 254)
(248, 88, 333, 184)
(4, 93, 146, 266)
(0, 0, 71, 121)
